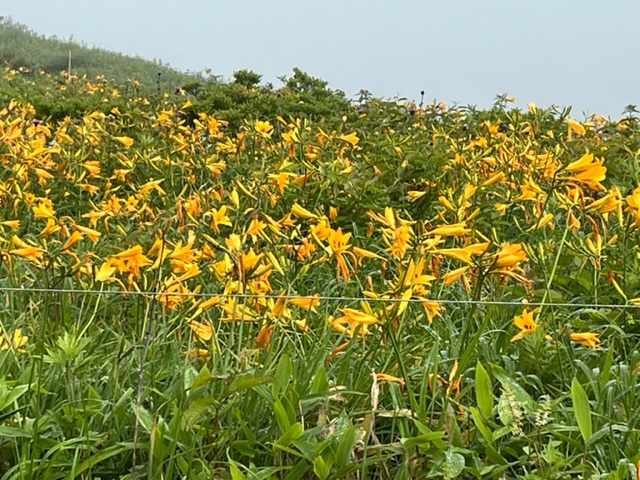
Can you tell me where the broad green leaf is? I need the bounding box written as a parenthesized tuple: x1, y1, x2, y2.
(310, 365, 328, 394)
(275, 353, 293, 394)
(274, 422, 303, 447)
(227, 373, 273, 394)
(273, 398, 291, 433)
(313, 455, 329, 480)
(228, 458, 246, 480)
(475, 361, 493, 417)
(443, 449, 465, 478)
(231, 440, 261, 458)
(490, 364, 536, 412)
(401, 431, 444, 449)
(135, 404, 153, 433)
(600, 345, 613, 390)
(70, 443, 134, 478)
(283, 459, 310, 480)
(335, 423, 356, 468)
(469, 406, 493, 444)
(0, 381, 28, 411)
(189, 364, 213, 391)
(0, 425, 30, 438)
(571, 377, 592, 443)
(180, 396, 216, 430)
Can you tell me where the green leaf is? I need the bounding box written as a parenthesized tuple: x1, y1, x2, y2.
(600, 345, 614, 389)
(0, 425, 30, 438)
(335, 423, 356, 468)
(228, 457, 246, 480)
(231, 440, 261, 458)
(180, 396, 216, 430)
(310, 365, 328, 394)
(283, 459, 310, 480)
(135, 404, 153, 433)
(275, 353, 293, 394)
(0, 380, 28, 411)
(70, 442, 134, 478)
(275, 422, 303, 447)
(469, 406, 493, 444)
(189, 364, 213, 391)
(227, 373, 273, 394)
(401, 431, 444, 449)
(571, 377, 592, 443)
(490, 364, 536, 413)
(313, 455, 330, 480)
(475, 361, 493, 417)
(443, 449, 465, 478)
(274, 398, 291, 433)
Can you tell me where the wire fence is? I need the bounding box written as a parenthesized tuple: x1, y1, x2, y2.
(0, 286, 636, 310)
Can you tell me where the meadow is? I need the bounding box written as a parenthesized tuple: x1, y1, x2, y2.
(1, 66, 640, 479)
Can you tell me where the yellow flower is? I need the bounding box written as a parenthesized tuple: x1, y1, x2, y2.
(95, 261, 116, 282)
(426, 222, 470, 237)
(527, 213, 554, 231)
(407, 191, 427, 201)
(225, 234, 242, 253)
(563, 153, 607, 189)
(10, 246, 45, 262)
(511, 308, 537, 342)
(291, 203, 318, 220)
(0, 220, 20, 229)
(494, 243, 527, 268)
(83, 161, 101, 176)
(435, 248, 472, 264)
(1, 328, 28, 352)
(567, 118, 586, 136)
(62, 231, 83, 250)
(268, 172, 293, 193)
(40, 218, 61, 236)
(32, 201, 55, 219)
(482, 171, 506, 187)
(255, 120, 274, 137)
(336, 308, 378, 325)
(187, 348, 209, 358)
(338, 131, 359, 146)
(515, 178, 545, 201)
(209, 206, 232, 233)
(565, 152, 596, 172)
(114, 136, 134, 148)
(421, 300, 442, 323)
(255, 323, 275, 349)
(570, 332, 600, 348)
(442, 266, 469, 286)
(287, 295, 320, 311)
(189, 320, 213, 342)
(586, 189, 620, 214)
(372, 372, 405, 386)
(387, 225, 412, 258)
(327, 228, 351, 254)
(75, 225, 101, 242)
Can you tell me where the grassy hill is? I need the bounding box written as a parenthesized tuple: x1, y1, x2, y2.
(0, 16, 197, 89)
(0, 17, 352, 129)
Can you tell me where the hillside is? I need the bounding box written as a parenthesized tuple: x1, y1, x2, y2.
(0, 16, 197, 89)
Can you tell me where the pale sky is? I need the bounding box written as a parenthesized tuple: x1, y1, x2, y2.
(3, 1, 640, 117)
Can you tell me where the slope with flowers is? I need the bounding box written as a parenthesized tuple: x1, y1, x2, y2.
(1, 68, 640, 478)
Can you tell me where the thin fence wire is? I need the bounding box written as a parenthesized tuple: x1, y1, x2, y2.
(0, 286, 637, 310)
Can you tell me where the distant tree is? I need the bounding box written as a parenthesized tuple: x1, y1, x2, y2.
(233, 69, 262, 88)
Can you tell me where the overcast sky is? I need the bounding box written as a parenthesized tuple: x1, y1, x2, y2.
(4, 1, 640, 117)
